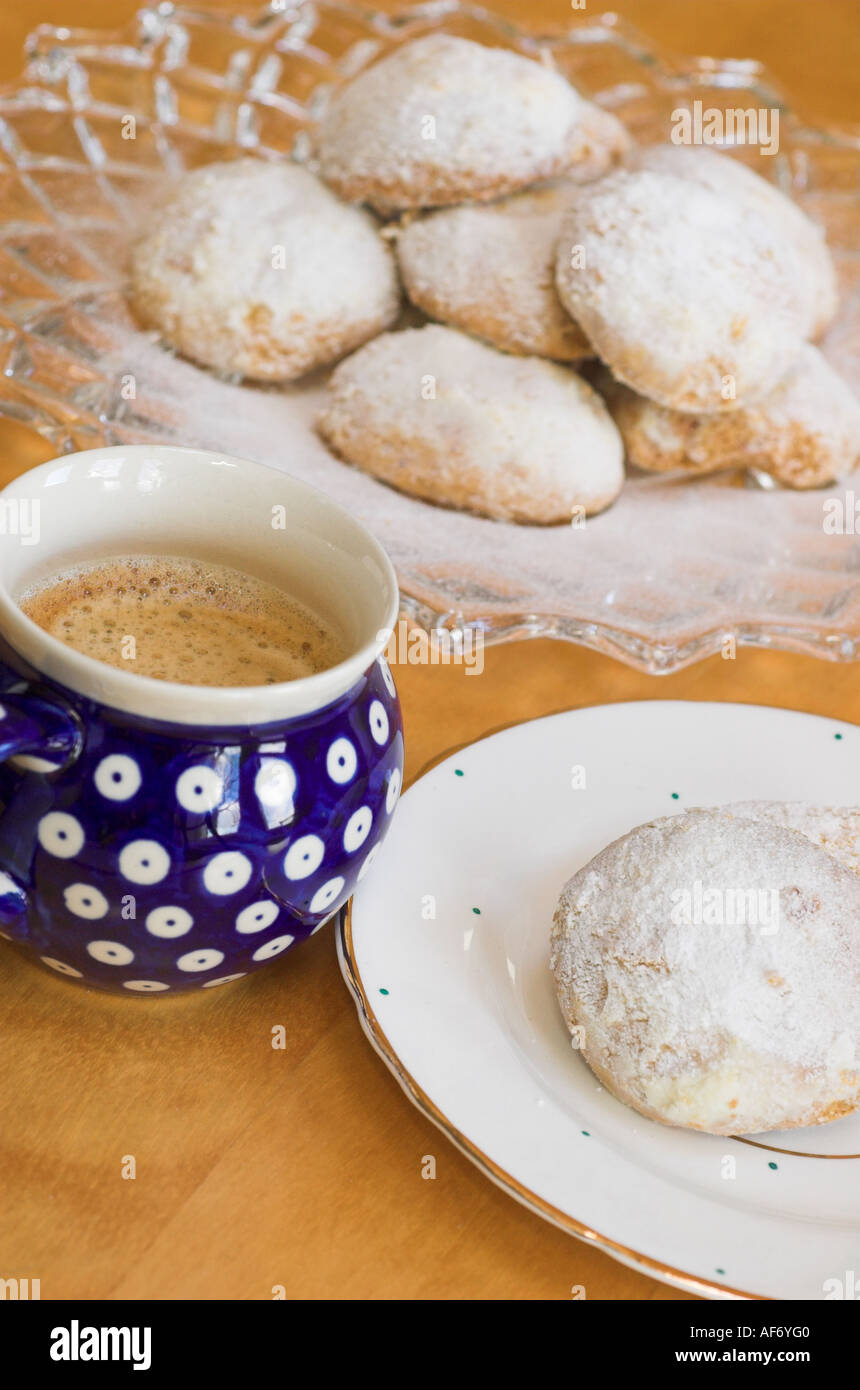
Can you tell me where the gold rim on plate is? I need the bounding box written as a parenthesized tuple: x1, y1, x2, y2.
(339, 900, 762, 1301)
(337, 732, 769, 1302)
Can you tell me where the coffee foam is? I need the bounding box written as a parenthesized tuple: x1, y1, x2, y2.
(18, 554, 346, 688)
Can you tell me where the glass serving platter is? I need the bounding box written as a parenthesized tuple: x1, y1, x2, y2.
(0, 0, 858, 672)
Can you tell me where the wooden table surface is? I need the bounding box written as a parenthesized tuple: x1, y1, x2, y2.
(0, 0, 858, 1302)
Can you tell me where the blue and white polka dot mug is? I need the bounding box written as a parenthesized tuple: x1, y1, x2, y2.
(0, 446, 403, 995)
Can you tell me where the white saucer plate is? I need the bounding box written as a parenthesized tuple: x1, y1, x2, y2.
(338, 701, 860, 1300)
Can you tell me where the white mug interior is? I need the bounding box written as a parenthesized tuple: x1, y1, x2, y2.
(0, 445, 399, 726)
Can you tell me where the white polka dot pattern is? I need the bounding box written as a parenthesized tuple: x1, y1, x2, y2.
(203, 851, 253, 895)
(38, 811, 84, 859)
(176, 948, 225, 973)
(87, 940, 134, 966)
(251, 935, 294, 961)
(326, 737, 357, 785)
(379, 658, 396, 698)
(284, 835, 325, 881)
(146, 906, 194, 939)
(94, 754, 142, 802)
(176, 765, 223, 813)
(119, 840, 171, 886)
(14, 661, 400, 993)
(369, 700, 389, 745)
(41, 956, 83, 978)
(63, 883, 109, 920)
(255, 759, 296, 823)
(235, 900, 280, 934)
(309, 877, 345, 914)
(343, 806, 373, 853)
(386, 766, 402, 814)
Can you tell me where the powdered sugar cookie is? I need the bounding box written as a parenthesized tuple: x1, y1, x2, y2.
(316, 325, 623, 523)
(551, 808, 860, 1135)
(315, 34, 629, 215)
(625, 144, 838, 338)
(607, 345, 860, 487)
(130, 159, 399, 382)
(396, 181, 593, 360)
(555, 165, 812, 412)
(722, 802, 860, 877)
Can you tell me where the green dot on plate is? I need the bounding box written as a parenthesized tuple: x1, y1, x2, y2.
(835, 732, 843, 740)
(472, 907, 481, 915)
(715, 1268, 725, 1276)
(581, 1130, 590, 1137)
(768, 1161, 778, 1170)
(454, 768, 464, 777)
(379, 988, 389, 996)
(670, 792, 680, 800)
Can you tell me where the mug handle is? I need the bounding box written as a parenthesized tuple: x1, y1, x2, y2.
(0, 691, 81, 768)
(0, 690, 81, 934)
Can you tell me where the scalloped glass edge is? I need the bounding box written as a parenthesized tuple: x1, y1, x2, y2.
(1, 0, 859, 675)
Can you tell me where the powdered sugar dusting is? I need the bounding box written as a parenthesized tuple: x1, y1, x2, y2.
(609, 344, 860, 486)
(624, 145, 838, 338)
(721, 801, 860, 877)
(316, 325, 623, 522)
(551, 807, 860, 1133)
(130, 159, 399, 381)
(315, 33, 627, 214)
(101, 316, 860, 653)
(396, 180, 592, 359)
(556, 166, 813, 411)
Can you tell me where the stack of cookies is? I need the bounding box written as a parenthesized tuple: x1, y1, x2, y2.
(129, 33, 860, 526)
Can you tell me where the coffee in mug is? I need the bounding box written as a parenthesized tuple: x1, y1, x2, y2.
(18, 555, 346, 687)
(0, 444, 403, 995)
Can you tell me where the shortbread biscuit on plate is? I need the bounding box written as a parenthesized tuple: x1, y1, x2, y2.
(555, 165, 813, 412)
(396, 181, 593, 360)
(316, 325, 624, 524)
(130, 159, 399, 381)
(606, 345, 860, 486)
(315, 34, 629, 215)
(551, 807, 860, 1135)
(625, 144, 838, 339)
